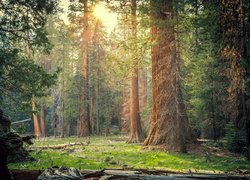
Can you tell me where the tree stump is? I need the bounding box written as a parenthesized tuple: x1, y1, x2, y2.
(0, 109, 33, 180)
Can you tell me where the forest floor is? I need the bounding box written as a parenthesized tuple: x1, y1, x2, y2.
(8, 136, 250, 174)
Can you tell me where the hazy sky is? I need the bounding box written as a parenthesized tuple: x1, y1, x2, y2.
(59, 0, 117, 34)
(60, 0, 70, 24)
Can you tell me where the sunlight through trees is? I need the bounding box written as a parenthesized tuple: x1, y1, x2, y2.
(1, 0, 250, 178)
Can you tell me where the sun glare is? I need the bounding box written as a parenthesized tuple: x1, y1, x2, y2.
(93, 4, 117, 33)
(60, 1, 117, 34)
(93, 4, 108, 20)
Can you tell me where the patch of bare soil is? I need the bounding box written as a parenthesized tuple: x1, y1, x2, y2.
(188, 141, 241, 157)
(143, 140, 241, 158)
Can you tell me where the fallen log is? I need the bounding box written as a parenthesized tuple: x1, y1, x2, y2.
(37, 167, 83, 180)
(29, 142, 84, 150)
(83, 169, 105, 178)
(10, 168, 249, 180)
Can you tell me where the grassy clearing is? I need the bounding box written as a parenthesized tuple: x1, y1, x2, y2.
(8, 136, 250, 173)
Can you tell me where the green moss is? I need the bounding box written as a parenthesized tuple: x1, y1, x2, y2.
(8, 136, 250, 172)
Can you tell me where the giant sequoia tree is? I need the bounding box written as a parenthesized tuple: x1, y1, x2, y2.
(144, 0, 194, 152)
(219, 0, 250, 156)
(220, 0, 246, 127)
(127, 0, 145, 143)
(78, 0, 91, 137)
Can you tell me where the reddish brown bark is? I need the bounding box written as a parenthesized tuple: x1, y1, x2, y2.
(127, 0, 145, 143)
(219, 0, 246, 126)
(93, 20, 101, 135)
(219, 0, 250, 155)
(128, 68, 145, 143)
(32, 101, 41, 138)
(143, 0, 194, 152)
(79, 0, 90, 137)
(40, 106, 46, 137)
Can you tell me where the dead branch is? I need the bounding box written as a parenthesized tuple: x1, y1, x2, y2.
(29, 142, 85, 150)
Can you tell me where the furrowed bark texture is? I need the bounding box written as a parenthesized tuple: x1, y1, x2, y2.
(127, 0, 145, 143)
(219, 0, 250, 155)
(144, 0, 194, 152)
(219, 0, 246, 126)
(79, 0, 90, 137)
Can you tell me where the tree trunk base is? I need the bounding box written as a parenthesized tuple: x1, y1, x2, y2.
(127, 133, 145, 144)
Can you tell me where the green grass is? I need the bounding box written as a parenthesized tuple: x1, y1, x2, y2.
(8, 136, 250, 173)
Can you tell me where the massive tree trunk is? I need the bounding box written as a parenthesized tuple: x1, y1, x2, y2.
(32, 100, 41, 138)
(219, 0, 250, 156)
(79, 0, 91, 137)
(127, 0, 145, 143)
(40, 106, 46, 137)
(219, 0, 246, 127)
(144, 0, 194, 152)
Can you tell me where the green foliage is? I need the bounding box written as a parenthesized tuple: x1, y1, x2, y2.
(0, 0, 60, 116)
(15, 124, 27, 134)
(38, 2, 128, 135)
(179, 0, 228, 139)
(224, 122, 246, 153)
(0, 0, 59, 49)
